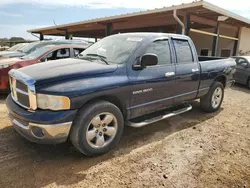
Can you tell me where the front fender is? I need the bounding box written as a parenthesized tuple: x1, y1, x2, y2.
(36, 72, 130, 110)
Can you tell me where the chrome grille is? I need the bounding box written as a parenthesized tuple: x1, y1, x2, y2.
(16, 80, 28, 93)
(17, 92, 30, 107)
(9, 70, 37, 110)
(10, 76, 30, 109)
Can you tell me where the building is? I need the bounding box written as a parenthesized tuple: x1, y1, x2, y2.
(27, 1, 250, 57)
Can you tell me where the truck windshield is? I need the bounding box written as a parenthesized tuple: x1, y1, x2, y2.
(80, 35, 143, 64)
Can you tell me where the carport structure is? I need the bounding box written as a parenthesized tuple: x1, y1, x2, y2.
(28, 1, 250, 56)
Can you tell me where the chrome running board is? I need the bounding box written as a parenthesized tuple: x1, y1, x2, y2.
(127, 103, 192, 128)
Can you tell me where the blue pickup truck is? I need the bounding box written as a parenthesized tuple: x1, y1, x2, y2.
(6, 33, 236, 156)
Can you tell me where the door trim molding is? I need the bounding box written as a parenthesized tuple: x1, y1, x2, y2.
(128, 90, 198, 110)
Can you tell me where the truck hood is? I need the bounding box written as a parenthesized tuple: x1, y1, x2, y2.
(17, 58, 118, 85)
(0, 51, 26, 58)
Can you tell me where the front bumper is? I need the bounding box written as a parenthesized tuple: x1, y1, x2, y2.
(6, 95, 78, 144)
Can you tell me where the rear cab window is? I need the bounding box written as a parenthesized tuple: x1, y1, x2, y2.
(56, 48, 70, 58)
(173, 39, 194, 64)
(44, 48, 70, 61)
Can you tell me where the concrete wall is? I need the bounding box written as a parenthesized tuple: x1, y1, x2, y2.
(238, 27, 250, 55)
(189, 27, 238, 57)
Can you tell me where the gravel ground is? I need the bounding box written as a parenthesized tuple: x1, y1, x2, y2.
(0, 84, 249, 188)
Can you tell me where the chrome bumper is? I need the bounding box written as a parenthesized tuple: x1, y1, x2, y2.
(9, 114, 72, 144)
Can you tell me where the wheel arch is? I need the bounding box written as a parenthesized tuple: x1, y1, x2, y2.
(213, 75, 226, 88)
(79, 95, 127, 119)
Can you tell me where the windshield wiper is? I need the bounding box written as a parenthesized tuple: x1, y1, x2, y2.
(77, 54, 94, 61)
(86, 54, 109, 65)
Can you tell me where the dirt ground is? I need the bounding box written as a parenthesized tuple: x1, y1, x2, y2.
(0, 84, 249, 188)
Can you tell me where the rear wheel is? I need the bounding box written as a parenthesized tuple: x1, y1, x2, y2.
(200, 81, 224, 112)
(70, 101, 124, 156)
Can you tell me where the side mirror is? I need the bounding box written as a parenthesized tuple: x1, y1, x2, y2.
(133, 53, 158, 70)
(40, 57, 48, 62)
(241, 62, 248, 68)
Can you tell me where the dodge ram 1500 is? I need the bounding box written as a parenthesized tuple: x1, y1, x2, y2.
(6, 33, 236, 156)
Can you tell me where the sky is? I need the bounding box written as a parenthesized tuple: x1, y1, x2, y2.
(0, 0, 250, 39)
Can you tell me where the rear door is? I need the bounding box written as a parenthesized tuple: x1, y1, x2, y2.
(129, 39, 176, 118)
(172, 38, 200, 104)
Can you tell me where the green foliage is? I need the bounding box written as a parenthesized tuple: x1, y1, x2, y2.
(0, 37, 25, 47)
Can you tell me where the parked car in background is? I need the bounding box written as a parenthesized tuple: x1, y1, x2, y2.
(7, 43, 28, 51)
(0, 44, 88, 93)
(6, 33, 236, 156)
(0, 43, 28, 58)
(0, 46, 9, 51)
(0, 40, 89, 59)
(232, 56, 250, 88)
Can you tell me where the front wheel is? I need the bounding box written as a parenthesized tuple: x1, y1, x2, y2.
(70, 101, 124, 156)
(200, 81, 224, 112)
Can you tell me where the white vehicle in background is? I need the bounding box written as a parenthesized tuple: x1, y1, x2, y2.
(0, 46, 9, 51)
(0, 43, 28, 52)
(7, 43, 29, 51)
(0, 43, 29, 56)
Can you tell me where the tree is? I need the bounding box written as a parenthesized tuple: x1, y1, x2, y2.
(9, 37, 25, 42)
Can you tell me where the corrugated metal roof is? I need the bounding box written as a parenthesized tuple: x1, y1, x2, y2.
(27, 0, 250, 33)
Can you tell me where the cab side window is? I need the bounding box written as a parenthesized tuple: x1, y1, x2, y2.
(56, 48, 70, 59)
(145, 40, 171, 65)
(41, 48, 70, 62)
(173, 39, 194, 64)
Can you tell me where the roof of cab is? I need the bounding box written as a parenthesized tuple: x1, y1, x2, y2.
(109, 32, 191, 40)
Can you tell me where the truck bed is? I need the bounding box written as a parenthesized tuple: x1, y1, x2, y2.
(198, 56, 226, 61)
(198, 56, 236, 92)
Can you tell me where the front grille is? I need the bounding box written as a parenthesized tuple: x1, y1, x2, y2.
(9, 76, 34, 109)
(16, 92, 30, 107)
(16, 80, 28, 93)
(9, 70, 37, 110)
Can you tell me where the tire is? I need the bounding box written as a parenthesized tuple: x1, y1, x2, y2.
(70, 100, 124, 156)
(200, 81, 224, 113)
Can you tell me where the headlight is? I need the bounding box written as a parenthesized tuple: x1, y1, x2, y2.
(37, 94, 70, 110)
(0, 64, 10, 69)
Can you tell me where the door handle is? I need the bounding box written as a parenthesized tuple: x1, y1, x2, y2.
(191, 68, 199, 72)
(165, 72, 175, 77)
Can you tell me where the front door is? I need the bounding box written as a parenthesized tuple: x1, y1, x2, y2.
(128, 39, 176, 118)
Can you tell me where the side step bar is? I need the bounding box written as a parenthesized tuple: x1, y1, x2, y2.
(127, 104, 192, 128)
